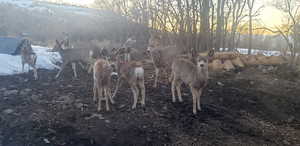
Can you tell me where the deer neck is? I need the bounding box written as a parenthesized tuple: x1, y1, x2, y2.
(197, 65, 208, 79)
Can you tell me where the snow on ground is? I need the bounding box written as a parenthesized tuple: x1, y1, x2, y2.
(0, 0, 96, 16)
(220, 48, 282, 56)
(0, 45, 61, 75)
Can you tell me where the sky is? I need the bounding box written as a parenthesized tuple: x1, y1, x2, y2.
(255, 0, 285, 27)
(54, 0, 285, 27)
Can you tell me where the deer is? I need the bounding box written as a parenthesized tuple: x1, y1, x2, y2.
(50, 40, 91, 79)
(19, 39, 38, 80)
(93, 59, 116, 111)
(110, 48, 146, 109)
(170, 49, 214, 114)
(88, 47, 110, 73)
(147, 33, 186, 88)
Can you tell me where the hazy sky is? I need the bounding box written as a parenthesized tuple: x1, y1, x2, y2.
(255, 0, 285, 27)
(62, 0, 285, 27)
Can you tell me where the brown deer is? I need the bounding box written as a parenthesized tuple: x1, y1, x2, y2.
(88, 47, 110, 73)
(170, 49, 214, 114)
(147, 34, 185, 88)
(50, 40, 91, 79)
(93, 59, 116, 111)
(111, 49, 145, 109)
(19, 39, 38, 80)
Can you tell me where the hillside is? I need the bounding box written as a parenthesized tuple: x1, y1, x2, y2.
(0, 0, 148, 46)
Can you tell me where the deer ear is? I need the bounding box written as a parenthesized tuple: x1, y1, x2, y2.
(208, 48, 215, 57)
(56, 39, 59, 44)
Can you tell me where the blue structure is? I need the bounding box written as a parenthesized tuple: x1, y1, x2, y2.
(0, 37, 24, 55)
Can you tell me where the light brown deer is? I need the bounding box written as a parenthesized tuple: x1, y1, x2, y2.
(170, 49, 214, 114)
(50, 40, 91, 79)
(147, 34, 184, 88)
(93, 59, 116, 111)
(19, 39, 38, 80)
(111, 50, 145, 109)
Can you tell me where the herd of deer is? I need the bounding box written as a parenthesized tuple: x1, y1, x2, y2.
(19, 33, 214, 114)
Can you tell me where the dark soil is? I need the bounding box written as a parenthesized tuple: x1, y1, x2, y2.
(0, 62, 299, 146)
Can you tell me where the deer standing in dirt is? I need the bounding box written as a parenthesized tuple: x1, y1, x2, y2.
(51, 40, 91, 79)
(111, 48, 146, 109)
(170, 49, 214, 114)
(93, 59, 116, 111)
(19, 39, 38, 80)
(147, 34, 184, 88)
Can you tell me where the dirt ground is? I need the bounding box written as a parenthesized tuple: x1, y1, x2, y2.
(0, 62, 300, 146)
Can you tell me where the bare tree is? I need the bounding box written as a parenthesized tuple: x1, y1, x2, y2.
(247, 0, 263, 54)
(216, 0, 226, 51)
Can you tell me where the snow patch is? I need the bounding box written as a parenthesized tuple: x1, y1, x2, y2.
(0, 45, 61, 75)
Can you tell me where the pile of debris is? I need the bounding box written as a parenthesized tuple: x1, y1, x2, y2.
(207, 52, 287, 72)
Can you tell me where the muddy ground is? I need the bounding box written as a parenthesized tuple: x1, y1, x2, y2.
(0, 62, 300, 146)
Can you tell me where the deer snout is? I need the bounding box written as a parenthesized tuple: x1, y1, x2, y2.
(200, 64, 204, 67)
(111, 72, 118, 80)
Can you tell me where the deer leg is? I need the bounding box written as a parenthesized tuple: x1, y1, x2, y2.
(171, 77, 176, 103)
(78, 62, 85, 70)
(139, 79, 146, 107)
(169, 70, 174, 83)
(97, 87, 103, 111)
(32, 66, 38, 80)
(190, 86, 197, 114)
(93, 80, 97, 102)
(22, 62, 25, 73)
(197, 89, 203, 111)
(71, 62, 77, 78)
(88, 64, 93, 74)
(130, 84, 138, 109)
(176, 81, 183, 102)
(107, 88, 115, 104)
(153, 68, 159, 88)
(55, 62, 67, 79)
(104, 88, 110, 111)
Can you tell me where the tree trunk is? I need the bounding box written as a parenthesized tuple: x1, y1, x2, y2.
(216, 0, 225, 51)
(200, 0, 210, 51)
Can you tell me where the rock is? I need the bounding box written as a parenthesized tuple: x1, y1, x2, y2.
(163, 105, 168, 110)
(287, 116, 295, 123)
(118, 104, 126, 109)
(67, 85, 73, 88)
(3, 90, 18, 96)
(74, 103, 88, 110)
(217, 82, 224, 86)
(3, 109, 14, 114)
(105, 120, 110, 123)
(20, 89, 32, 96)
(42, 83, 50, 86)
(24, 88, 32, 92)
(43, 138, 50, 144)
(0, 88, 7, 91)
(283, 140, 290, 145)
(85, 113, 104, 120)
(75, 103, 84, 109)
(31, 95, 40, 101)
(57, 95, 73, 104)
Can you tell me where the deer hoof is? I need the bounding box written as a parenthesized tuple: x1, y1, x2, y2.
(172, 98, 176, 103)
(197, 106, 202, 111)
(193, 110, 197, 115)
(110, 99, 115, 104)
